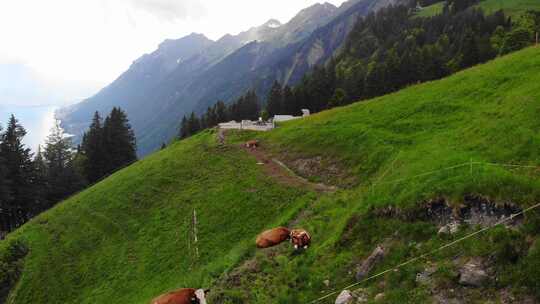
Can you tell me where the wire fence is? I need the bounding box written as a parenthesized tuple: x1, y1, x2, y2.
(308, 159, 540, 304)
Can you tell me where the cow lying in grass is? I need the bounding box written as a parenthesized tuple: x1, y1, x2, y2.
(256, 227, 311, 250)
(151, 288, 209, 304)
(245, 140, 259, 149)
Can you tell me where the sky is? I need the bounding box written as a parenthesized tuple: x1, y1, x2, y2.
(0, 0, 347, 107)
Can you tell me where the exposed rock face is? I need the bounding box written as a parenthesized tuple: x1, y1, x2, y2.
(374, 195, 523, 229)
(356, 246, 385, 281)
(458, 259, 489, 287)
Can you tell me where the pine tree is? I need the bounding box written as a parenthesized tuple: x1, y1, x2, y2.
(102, 107, 137, 174)
(33, 145, 49, 213)
(44, 122, 86, 205)
(179, 115, 189, 139)
(0, 124, 13, 233)
(81, 111, 106, 183)
(266, 81, 283, 116)
(215, 101, 228, 123)
(188, 112, 201, 135)
(0, 115, 38, 230)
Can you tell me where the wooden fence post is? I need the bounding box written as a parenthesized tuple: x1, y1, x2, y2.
(193, 209, 199, 260)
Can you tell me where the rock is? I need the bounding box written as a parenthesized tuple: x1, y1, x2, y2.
(356, 246, 385, 281)
(351, 289, 368, 303)
(323, 280, 330, 287)
(335, 290, 354, 304)
(374, 293, 385, 301)
(458, 259, 489, 287)
(416, 265, 437, 285)
(438, 222, 460, 235)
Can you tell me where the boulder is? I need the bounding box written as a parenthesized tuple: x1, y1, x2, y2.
(374, 293, 385, 302)
(458, 259, 489, 287)
(356, 246, 385, 281)
(438, 222, 460, 235)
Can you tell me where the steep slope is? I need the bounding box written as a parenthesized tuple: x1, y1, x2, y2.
(0, 132, 312, 303)
(417, 0, 540, 17)
(3, 47, 540, 304)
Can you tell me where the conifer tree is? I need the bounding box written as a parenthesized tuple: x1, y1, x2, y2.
(0, 124, 13, 232)
(103, 107, 137, 174)
(0, 115, 38, 230)
(44, 122, 86, 205)
(81, 111, 106, 183)
(179, 115, 189, 139)
(266, 81, 283, 116)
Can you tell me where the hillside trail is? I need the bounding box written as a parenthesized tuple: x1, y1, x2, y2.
(218, 129, 336, 193)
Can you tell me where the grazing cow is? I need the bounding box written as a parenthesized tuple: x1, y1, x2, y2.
(290, 229, 311, 250)
(245, 140, 259, 149)
(256, 227, 312, 250)
(151, 288, 209, 304)
(256, 227, 291, 248)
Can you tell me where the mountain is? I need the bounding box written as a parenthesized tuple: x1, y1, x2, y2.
(59, 0, 399, 156)
(4, 46, 540, 303)
(57, 33, 213, 140)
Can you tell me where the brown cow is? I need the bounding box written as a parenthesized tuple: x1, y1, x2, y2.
(245, 140, 259, 149)
(151, 288, 209, 304)
(256, 227, 311, 250)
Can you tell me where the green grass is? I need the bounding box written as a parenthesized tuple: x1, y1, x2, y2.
(3, 48, 540, 303)
(0, 130, 312, 303)
(415, 1, 445, 17)
(417, 0, 540, 18)
(478, 0, 540, 18)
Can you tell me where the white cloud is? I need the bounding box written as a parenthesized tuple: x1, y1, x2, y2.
(0, 0, 346, 106)
(124, 0, 206, 22)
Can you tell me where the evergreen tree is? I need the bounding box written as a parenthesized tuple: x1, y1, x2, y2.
(0, 115, 38, 230)
(44, 122, 86, 205)
(81, 111, 106, 183)
(215, 101, 228, 123)
(0, 124, 13, 232)
(102, 107, 137, 174)
(266, 81, 283, 116)
(179, 115, 189, 139)
(33, 145, 49, 213)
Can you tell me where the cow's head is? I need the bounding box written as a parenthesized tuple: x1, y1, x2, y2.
(193, 289, 210, 304)
(290, 229, 311, 250)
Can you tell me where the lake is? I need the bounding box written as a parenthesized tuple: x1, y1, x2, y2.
(0, 105, 58, 153)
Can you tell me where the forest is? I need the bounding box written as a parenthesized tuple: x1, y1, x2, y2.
(0, 108, 136, 235)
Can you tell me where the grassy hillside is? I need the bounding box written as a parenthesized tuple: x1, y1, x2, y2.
(213, 47, 540, 302)
(0, 132, 313, 303)
(2, 48, 540, 303)
(417, 0, 540, 18)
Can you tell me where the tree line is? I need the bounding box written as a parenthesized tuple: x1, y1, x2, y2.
(178, 90, 261, 139)
(176, 2, 539, 141)
(0, 107, 136, 235)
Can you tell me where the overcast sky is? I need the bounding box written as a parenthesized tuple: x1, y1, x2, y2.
(0, 0, 346, 106)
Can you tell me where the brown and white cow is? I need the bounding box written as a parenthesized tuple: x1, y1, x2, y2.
(245, 140, 259, 149)
(290, 229, 311, 250)
(151, 288, 209, 304)
(256, 227, 311, 250)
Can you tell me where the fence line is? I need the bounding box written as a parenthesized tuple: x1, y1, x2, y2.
(308, 201, 540, 304)
(371, 160, 540, 188)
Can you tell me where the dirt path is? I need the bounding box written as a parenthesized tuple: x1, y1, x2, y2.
(218, 129, 336, 193)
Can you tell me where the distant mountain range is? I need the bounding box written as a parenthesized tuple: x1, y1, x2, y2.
(58, 0, 400, 156)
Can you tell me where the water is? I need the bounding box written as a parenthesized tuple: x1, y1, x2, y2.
(0, 105, 58, 153)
